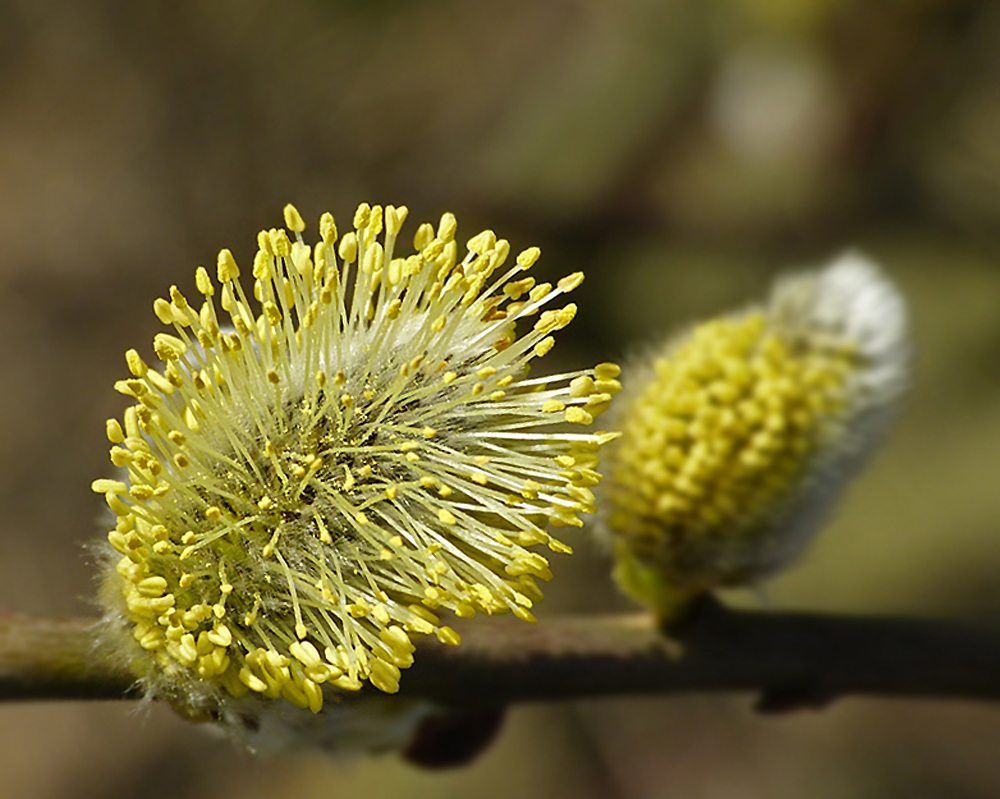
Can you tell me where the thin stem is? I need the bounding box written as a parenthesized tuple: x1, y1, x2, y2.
(2, 602, 999, 710)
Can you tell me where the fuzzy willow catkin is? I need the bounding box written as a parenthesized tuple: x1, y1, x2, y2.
(95, 202, 619, 717)
(601, 253, 907, 616)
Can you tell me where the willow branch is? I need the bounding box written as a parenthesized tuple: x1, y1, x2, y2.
(2, 602, 1000, 710)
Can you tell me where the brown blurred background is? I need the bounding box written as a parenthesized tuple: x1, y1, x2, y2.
(2, 0, 1000, 797)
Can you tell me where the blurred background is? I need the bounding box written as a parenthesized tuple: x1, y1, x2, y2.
(2, 0, 1000, 796)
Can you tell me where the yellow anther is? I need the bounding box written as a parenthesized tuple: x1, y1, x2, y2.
(261, 302, 280, 326)
(283, 203, 306, 233)
(268, 228, 292, 257)
(153, 298, 175, 325)
(290, 640, 321, 668)
(106, 493, 131, 516)
(194, 266, 214, 297)
(153, 333, 187, 361)
(533, 337, 555, 357)
(529, 283, 552, 303)
(92, 479, 128, 494)
(106, 419, 125, 444)
(130, 485, 154, 501)
(369, 659, 401, 694)
(239, 667, 268, 693)
(257, 230, 274, 257)
(504, 277, 535, 300)
(121, 379, 147, 397)
(125, 349, 148, 377)
(491, 239, 511, 267)
(382, 298, 402, 321)
(110, 447, 133, 467)
(436, 627, 462, 646)
(338, 232, 358, 264)
(169, 285, 189, 311)
(216, 249, 240, 283)
(352, 202, 371, 230)
(438, 508, 457, 526)
(137, 576, 168, 597)
(516, 247, 541, 269)
(466, 230, 497, 256)
(437, 212, 458, 243)
(146, 370, 175, 395)
(569, 375, 595, 398)
(557, 304, 577, 327)
(367, 205, 384, 238)
(362, 242, 384, 274)
(182, 405, 200, 433)
(565, 407, 592, 425)
(387, 258, 404, 287)
(319, 211, 337, 247)
(386, 205, 408, 237)
(423, 238, 445, 262)
(414, 222, 434, 251)
(557, 272, 585, 292)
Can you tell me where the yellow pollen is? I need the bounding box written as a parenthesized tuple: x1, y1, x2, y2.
(606, 313, 853, 571)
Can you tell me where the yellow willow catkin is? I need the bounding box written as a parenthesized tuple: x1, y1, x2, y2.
(95, 203, 620, 716)
(601, 253, 908, 617)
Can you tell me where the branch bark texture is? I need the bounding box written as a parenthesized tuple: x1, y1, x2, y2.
(1, 603, 999, 710)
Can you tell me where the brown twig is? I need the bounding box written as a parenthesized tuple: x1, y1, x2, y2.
(2, 602, 999, 710)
